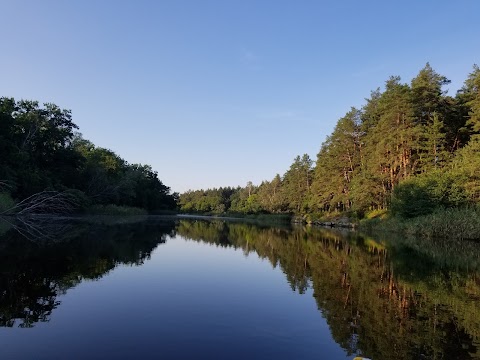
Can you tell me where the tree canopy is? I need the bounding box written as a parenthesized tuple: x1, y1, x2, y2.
(0, 98, 177, 213)
(179, 64, 480, 218)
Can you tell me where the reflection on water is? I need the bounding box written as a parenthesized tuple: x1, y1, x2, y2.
(0, 216, 176, 328)
(177, 220, 480, 360)
(0, 216, 478, 359)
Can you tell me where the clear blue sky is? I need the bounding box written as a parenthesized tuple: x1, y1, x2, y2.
(1, 1, 479, 193)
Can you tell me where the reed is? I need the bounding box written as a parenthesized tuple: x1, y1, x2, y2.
(361, 207, 480, 241)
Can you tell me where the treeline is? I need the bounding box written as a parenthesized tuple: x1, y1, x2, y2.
(0, 98, 177, 214)
(180, 63, 480, 218)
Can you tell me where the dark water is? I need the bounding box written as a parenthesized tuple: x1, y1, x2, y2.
(0, 216, 479, 359)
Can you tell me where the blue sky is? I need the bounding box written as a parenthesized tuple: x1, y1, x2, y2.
(1, 1, 479, 193)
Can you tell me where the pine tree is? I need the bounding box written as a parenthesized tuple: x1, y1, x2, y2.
(460, 65, 480, 139)
(283, 154, 313, 213)
(411, 64, 451, 173)
(370, 77, 418, 192)
(310, 109, 361, 212)
(418, 112, 448, 171)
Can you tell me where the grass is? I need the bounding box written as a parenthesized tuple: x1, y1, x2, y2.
(216, 212, 293, 225)
(180, 212, 293, 225)
(360, 207, 480, 241)
(240, 213, 292, 224)
(402, 207, 480, 240)
(87, 204, 148, 216)
(364, 208, 388, 220)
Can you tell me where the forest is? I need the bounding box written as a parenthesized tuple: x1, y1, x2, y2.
(1, 63, 479, 224)
(0, 98, 178, 215)
(179, 64, 480, 226)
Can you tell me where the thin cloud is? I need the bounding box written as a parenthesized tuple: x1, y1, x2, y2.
(241, 49, 259, 64)
(352, 64, 387, 78)
(259, 110, 297, 119)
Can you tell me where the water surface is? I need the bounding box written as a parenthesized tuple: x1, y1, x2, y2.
(0, 217, 478, 359)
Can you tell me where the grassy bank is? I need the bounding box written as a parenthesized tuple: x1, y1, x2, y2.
(87, 204, 148, 216)
(179, 212, 292, 225)
(360, 207, 480, 241)
(224, 212, 291, 224)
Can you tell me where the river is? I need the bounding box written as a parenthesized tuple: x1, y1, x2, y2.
(0, 216, 478, 359)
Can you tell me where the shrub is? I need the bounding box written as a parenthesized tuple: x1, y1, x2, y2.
(391, 170, 468, 218)
(0, 192, 16, 214)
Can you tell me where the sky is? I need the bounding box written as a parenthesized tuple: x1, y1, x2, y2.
(1, 1, 479, 193)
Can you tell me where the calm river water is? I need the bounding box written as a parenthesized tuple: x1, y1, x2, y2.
(0, 216, 478, 359)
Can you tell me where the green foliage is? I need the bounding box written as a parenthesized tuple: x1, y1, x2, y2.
(307, 63, 478, 217)
(87, 204, 148, 216)
(0, 98, 177, 213)
(391, 171, 467, 218)
(179, 187, 235, 214)
(411, 62, 451, 126)
(179, 62, 480, 222)
(391, 182, 435, 218)
(178, 154, 312, 216)
(0, 192, 16, 213)
(282, 154, 313, 213)
(66, 189, 91, 212)
(363, 207, 480, 241)
(310, 109, 361, 212)
(225, 212, 292, 225)
(458, 64, 480, 137)
(452, 136, 480, 201)
(418, 112, 449, 170)
(402, 207, 480, 240)
(364, 208, 388, 219)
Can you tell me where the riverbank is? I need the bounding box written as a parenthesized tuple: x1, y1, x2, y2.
(178, 212, 292, 225)
(294, 214, 358, 229)
(290, 206, 480, 241)
(359, 207, 480, 241)
(162, 206, 480, 241)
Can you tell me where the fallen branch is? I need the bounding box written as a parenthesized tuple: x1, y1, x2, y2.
(0, 215, 76, 243)
(0, 190, 79, 216)
(0, 180, 13, 192)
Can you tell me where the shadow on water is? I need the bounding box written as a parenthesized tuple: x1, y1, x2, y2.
(0, 216, 479, 359)
(0, 216, 176, 328)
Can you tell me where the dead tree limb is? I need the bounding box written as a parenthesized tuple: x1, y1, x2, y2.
(0, 191, 78, 216)
(0, 215, 76, 243)
(0, 180, 13, 192)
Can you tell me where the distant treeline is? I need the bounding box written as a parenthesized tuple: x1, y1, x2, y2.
(180, 63, 480, 218)
(0, 98, 177, 214)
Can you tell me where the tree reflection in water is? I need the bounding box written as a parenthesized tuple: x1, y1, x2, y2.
(0, 216, 175, 328)
(0, 217, 478, 359)
(176, 219, 480, 360)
